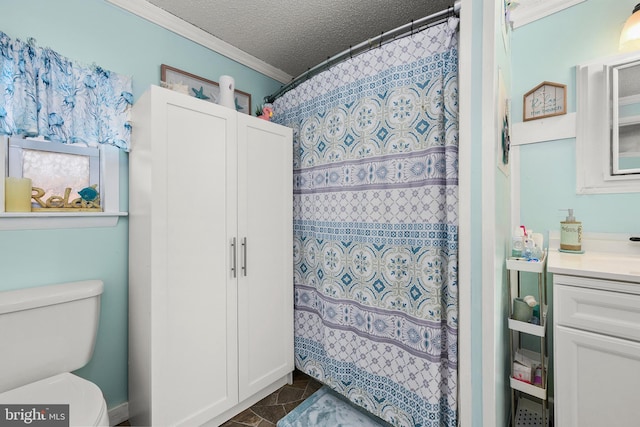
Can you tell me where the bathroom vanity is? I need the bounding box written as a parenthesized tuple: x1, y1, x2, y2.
(548, 234, 640, 427)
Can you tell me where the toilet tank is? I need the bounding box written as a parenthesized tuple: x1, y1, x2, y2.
(0, 280, 104, 393)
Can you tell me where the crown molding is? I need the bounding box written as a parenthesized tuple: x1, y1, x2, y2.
(105, 0, 293, 84)
(511, 0, 586, 29)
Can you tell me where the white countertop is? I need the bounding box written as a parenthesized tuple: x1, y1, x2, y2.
(547, 232, 640, 283)
(548, 250, 640, 283)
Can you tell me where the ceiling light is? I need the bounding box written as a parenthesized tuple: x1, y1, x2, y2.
(620, 3, 640, 51)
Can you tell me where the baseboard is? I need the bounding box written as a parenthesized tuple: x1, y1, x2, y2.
(108, 402, 129, 426)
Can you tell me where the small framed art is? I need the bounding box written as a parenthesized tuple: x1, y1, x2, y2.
(160, 64, 251, 114)
(523, 81, 566, 121)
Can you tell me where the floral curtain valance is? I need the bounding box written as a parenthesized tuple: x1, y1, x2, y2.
(0, 31, 132, 151)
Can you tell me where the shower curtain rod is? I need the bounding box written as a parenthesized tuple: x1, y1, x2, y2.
(265, 0, 461, 104)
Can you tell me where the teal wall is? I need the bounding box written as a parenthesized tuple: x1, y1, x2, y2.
(512, 0, 640, 235)
(470, 1, 513, 424)
(469, 0, 485, 425)
(0, 0, 282, 410)
(495, 29, 512, 427)
(511, 0, 640, 407)
(0, 0, 513, 422)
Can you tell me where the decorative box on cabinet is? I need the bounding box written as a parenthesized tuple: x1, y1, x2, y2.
(506, 253, 550, 427)
(128, 85, 294, 427)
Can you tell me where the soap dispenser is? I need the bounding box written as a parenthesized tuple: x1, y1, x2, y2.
(560, 209, 583, 252)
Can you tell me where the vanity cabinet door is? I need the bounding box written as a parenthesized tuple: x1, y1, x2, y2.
(555, 325, 640, 427)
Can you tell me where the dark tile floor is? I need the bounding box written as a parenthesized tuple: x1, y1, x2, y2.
(221, 370, 322, 427)
(117, 370, 322, 427)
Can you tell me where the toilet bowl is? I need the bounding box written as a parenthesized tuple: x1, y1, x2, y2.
(0, 280, 110, 426)
(0, 374, 109, 426)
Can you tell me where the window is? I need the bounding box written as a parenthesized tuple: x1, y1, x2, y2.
(1, 136, 125, 229)
(8, 138, 101, 210)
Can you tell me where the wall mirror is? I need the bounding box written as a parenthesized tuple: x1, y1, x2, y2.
(610, 59, 640, 174)
(576, 50, 640, 194)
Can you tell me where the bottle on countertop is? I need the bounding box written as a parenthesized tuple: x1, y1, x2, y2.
(560, 209, 582, 252)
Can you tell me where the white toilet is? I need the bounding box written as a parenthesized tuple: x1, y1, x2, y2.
(0, 280, 110, 426)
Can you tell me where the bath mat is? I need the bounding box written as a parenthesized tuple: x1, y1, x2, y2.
(277, 386, 390, 427)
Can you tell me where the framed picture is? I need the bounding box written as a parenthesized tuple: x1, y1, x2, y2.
(523, 81, 566, 121)
(160, 64, 252, 115)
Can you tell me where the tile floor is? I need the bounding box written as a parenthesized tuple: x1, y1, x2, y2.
(221, 370, 322, 427)
(116, 370, 322, 427)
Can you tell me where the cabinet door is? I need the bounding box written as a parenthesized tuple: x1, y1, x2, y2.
(555, 325, 640, 427)
(162, 92, 239, 425)
(237, 115, 294, 401)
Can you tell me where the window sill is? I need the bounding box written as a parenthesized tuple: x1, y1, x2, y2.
(0, 212, 128, 230)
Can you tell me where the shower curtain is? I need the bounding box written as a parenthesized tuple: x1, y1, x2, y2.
(273, 17, 459, 427)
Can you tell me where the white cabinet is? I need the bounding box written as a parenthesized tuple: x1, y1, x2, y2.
(553, 274, 640, 427)
(237, 113, 294, 401)
(128, 86, 293, 427)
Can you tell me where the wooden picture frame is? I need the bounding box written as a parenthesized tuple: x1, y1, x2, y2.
(160, 64, 252, 115)
(523, 81, 566, 121)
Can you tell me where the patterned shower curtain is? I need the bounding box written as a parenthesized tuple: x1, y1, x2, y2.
(273, 18, 459, 427)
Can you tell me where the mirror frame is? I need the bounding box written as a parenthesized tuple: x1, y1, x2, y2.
(576, 50, 640, 194)
(608, 59, 640, 175)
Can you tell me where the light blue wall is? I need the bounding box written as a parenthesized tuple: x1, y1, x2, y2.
(0, 0, 282, 410)
(512, 0, 640, 235)
(495, 32, 512, 427)
(0, 0, 503, 422)
(511, 0, 640, 405)
(469, 1, 513, 425)
(469, 0, 486, 425)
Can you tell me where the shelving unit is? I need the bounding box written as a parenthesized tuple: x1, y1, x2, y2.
(507, 251, 549, 427)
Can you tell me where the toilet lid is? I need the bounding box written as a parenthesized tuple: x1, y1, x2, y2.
(0, 373, 107, 426)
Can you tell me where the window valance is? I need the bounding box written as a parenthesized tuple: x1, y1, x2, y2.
(0, 31, 132, 151)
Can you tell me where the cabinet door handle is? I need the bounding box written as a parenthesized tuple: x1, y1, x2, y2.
(241, 237, 247, 276)
(231, 237, 237, 278)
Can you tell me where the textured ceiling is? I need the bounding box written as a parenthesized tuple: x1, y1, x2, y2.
(146, 0, 455, 78)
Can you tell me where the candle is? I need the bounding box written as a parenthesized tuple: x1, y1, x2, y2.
(5, 177, 33, 212)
